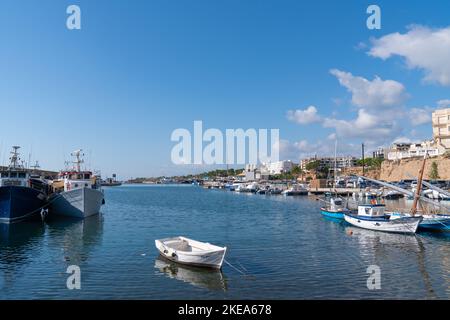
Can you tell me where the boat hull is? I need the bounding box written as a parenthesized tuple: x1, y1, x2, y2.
(320, 208, 346, 219)
(155, 239, 226, 269)
(389, 212, 450, 232)
(0, 186, 47, 224)
(49, 188, 104, 219)
(283, 191, 308, 196)
(419, 218, 450, 231)
(344, 214, 422, 234)
(101, 182, 122, 187)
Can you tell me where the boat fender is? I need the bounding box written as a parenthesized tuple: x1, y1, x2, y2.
(102, 198, 105, 205)
(171, 252, 177, 258)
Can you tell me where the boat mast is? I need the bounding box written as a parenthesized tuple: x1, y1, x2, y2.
(71, 149, 84, 172)
(9, 146, 21, 169)
(411, 152, 427, 216)
(334, 139, 337, 189)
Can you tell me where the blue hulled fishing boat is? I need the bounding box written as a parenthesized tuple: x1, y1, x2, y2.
(0, 147, 49, 223)
(320, 197, 351, 219)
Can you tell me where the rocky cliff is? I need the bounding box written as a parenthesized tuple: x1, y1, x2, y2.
(380, 156, 450, 181)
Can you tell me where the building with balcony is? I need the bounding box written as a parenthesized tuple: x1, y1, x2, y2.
(432, 107, 450, 150)
(300, 156, 358, 171)
(387, 140, 444, 160)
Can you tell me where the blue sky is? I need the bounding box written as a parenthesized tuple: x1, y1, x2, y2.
(0, 0, 449, 178)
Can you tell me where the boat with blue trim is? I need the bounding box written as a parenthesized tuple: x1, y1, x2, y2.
(0, 146, 49, 224)
(344, 204, 422, 234)
(320, 197, 351, 219)
(389, 212, 450, 232)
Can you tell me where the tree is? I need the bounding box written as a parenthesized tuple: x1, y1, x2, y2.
(305, 160, 320, 171)
(429, 161, 440, 179)
(291, 166, 303, 175)
(356, 157, 383, 168)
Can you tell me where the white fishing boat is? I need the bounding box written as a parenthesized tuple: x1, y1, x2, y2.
(357, 153, 450, 232)
(389, 212, 450, 231)
(49, 150, 104, 219)
(344, 204, 422, 234)
(282, 184, 308, 196)
(155, 236, 227, 269)
(423, 189, 450, 201)
(382, 189, 404, 200)
(244, 182, 258, 193)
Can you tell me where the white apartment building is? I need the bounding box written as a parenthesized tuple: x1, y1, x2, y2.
(261, 160, 295, 175)
(300, 156, 357, 171)
(432, 108, 450, 149)
(387, 140, 443, 161)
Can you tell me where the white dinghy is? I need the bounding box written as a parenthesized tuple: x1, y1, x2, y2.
(155, 236, 227, 269)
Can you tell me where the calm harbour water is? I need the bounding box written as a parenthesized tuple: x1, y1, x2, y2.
(0, 185, 449, 299)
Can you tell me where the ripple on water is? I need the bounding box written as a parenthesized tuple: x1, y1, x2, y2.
(1, 185, 449, 299)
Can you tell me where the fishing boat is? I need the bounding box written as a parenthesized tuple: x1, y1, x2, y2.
(101, 174, 122, 187)
(423, 189, 450, 201)
(268, 186, 282, 195)
(282, 184, 308, 196)
(244, 182, 258, 193)
(155, 236, 227, 269)
(358, 153, 450, 232)
(320, 197, 351, 219)
(344, 204, 422, 234)
(382, 190, 404, 200)
(389, 212, 450, 231)
(0, 146, 49, 223)
(49, 150, 104, 219)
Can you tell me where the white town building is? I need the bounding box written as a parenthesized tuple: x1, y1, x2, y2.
(387, 140, 444, 161)
(432, 107, 450, 150)
(261, 160, 295, 175)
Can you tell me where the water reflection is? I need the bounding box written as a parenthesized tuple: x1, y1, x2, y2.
(46, 215, 104, 266)
(0, 222, 46, 288)
(345, 227, 437, 299)
(154, 256, 228, 292)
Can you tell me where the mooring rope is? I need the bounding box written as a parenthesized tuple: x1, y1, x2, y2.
(223, 259, 247, 275)
(8, 192, 64, 223)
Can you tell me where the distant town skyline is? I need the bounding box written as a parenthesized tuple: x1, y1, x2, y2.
(1, 1, 449, 179)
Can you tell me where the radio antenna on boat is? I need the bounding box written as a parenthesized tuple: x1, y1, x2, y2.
(71, 149, 85, 172)
(411, 152, 428, 217)
(30, 160, 40, 173)
(9, 146, 21, 169)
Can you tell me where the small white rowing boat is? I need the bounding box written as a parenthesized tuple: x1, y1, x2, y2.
(155, 236, 227, 269)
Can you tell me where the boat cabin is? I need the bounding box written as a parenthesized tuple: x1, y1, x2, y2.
(357, 204, 386, 217)
(330, 197, 344, 210)
(0, 170, 30, 187)
(54, 170, 101, 192)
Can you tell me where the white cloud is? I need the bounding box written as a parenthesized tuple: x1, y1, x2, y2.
(437, 99, 450, 109)
(393, 136, 412, 144)
(369, 25, 450, 86)
(286, 105, 322, 124)
(322, 109, 401, 146)
(330, 69, 408, 109)
(409, 107, 432, 125)
(279, 138, 362, 160)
